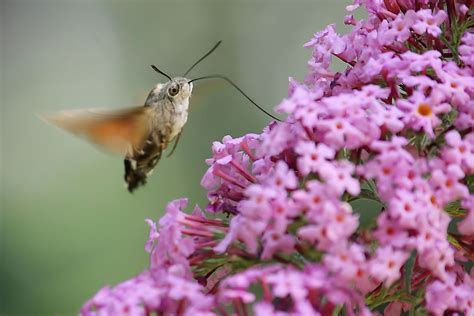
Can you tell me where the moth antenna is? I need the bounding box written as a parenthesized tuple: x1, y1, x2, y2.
(189, 74, 281, 122)
(151, 65, 172, 81)
(183, 41, 222, 77)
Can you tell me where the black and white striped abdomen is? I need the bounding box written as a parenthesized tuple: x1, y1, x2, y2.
(123, 135, 163, 192)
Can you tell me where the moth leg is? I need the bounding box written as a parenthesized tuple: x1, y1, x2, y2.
(167, 130, 183, 158)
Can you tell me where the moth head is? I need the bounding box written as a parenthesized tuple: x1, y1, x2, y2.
(149, 41, 221, 102)
(150, 41, 281, 122)
(166, 77, 192, 101)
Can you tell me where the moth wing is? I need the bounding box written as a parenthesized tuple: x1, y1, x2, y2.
(41, 107, 153, 156)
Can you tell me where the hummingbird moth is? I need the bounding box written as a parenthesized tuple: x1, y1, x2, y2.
(43, 41, 280, 192)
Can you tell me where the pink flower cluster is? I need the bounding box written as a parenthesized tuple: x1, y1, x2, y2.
(81, 200, 218, 315)
(81, 1, 474, 315)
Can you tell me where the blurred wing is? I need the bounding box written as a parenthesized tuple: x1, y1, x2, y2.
(41, 107, 152, 155)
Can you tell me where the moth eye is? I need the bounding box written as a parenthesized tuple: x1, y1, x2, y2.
(168, 86, 180, 97)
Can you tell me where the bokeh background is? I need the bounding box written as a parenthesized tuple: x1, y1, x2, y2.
(1, 1, 355, 314)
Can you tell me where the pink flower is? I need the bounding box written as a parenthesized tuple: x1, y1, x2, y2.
(295, 141, 335, 176)
(344, 14, 357, 25)
(298, 201, 359, 251)
(220, 289, 256, 304)
(429, 163, 468, 206)
(304, 24, 346, 54)
(397, 90, 451, 138)
(426, 273, 474, 315)
(319, 161, 360, 196)
(459, 32, 474, 69)
(253, 302, 278, 316)
(259, 121, 301, 157)
(385, 10, 417, 42)
(443, 131, 474, 174)
(293, 180, 338, 212)
(150, 199, 194, 277)
(324, 244, 376, 293)
(418, 239, 455, 280)
(261, 229, 295, 259)
(388, 190, 423, 228)
(144, 218, 159, 253)
(267, 269, 308, 301)
(80, 271, 212, 316)
(412, 9, 447, 37)
(458, 197, 474, 236)
(374, 212, 411, 248)
(370, 246, 409, 286)
(82, 2, 473, 315)
(265, 160, 298, 191)
(455, 100, 474, 130)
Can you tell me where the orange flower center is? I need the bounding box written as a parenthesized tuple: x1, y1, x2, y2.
(336, 213, 345, 222)
(417, 103, 433, 117)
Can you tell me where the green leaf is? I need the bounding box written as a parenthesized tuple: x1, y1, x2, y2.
(466, 174, 474, 193)
(274, 252, 307, 269)
(332, 305, 343, 316)
(414, 306, 428, 316)
(192, 254, 229, 278)
(447, 233, 462, 250)
(441, 109, 457, 128)
(287, 216, 309, 235)
(444, 200, 465, 218)
(359, 188, 379, 201)
(351, 187, 384, 207)
(294, 242, 324, 262)
(404, 250, 417, 294)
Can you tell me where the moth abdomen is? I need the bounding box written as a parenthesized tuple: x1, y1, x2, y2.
(124, 146, 162, 192)
(124, 159, 147, 193)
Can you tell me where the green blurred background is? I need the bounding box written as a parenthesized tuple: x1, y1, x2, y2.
(1, 1, 349, 314)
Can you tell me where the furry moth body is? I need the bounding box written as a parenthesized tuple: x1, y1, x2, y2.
(44, 77, 192, 192)
(124, 77, 192, 191)
(42, 41, 280, 193)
